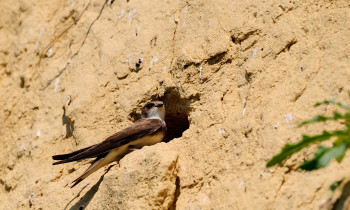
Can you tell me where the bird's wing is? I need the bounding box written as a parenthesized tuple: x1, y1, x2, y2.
(52, 118, 164, 165)
(52, 144, 97, 160)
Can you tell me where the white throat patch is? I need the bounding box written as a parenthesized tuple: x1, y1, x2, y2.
(144, 107, 165, 121)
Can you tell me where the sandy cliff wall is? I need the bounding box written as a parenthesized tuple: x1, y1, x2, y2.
(1, 0, 350, 209)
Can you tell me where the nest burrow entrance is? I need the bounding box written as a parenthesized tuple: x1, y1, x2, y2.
(161, 91, 190, 142)
(129, 89, 191, 142)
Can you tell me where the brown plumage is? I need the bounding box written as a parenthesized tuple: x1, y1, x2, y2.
(52, 101, 166, 187)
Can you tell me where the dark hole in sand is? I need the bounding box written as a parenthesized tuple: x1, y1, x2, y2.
(129, 88, 193, 142)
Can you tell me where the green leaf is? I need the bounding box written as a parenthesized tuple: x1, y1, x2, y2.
(299, 142, 347, 170)
(333, 137, 350, 162)
(267, 97, 350, 171)
(314, 100, 350, 111)
(298, 146, 331, 170)
(298, 111, 350, 127)
(333, 136, 350, 146)
(345, 122, 350, 128)
(329, 180, 343, 192)
(266, 130, 348, 167)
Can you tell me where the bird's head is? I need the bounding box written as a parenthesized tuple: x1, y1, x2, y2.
(141, 101, 165, 121)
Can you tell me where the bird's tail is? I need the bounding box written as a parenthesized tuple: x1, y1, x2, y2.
(52, 144, 98, 165)
(52, 145, 96, 161)
(70, 149, 123, 187)
(71, 157, 104, 188)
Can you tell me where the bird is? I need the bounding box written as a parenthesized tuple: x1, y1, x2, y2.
(52, 101, 166, 188)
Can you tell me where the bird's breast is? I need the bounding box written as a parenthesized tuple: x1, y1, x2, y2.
(131, 131, 164, 148)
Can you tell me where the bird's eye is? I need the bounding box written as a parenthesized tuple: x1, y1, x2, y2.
(146, 103, 153, 109)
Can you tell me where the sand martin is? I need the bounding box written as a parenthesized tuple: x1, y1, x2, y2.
(52, 101, 166, 187)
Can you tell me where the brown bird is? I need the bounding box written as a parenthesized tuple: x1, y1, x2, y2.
(52, 101, 166, 187)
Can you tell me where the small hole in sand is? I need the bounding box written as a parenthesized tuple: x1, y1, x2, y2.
(129, 88, 195, 142)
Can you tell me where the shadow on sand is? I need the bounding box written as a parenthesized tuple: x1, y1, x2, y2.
(64, 165, 115, 210)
